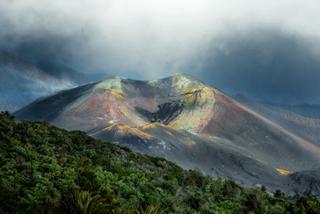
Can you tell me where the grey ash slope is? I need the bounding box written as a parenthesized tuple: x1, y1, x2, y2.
(15, 74, 320, 196)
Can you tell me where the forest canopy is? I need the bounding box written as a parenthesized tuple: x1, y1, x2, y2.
(0, 112, 320, 213)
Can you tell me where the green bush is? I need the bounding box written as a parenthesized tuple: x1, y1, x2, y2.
(0, 112, 319, 213)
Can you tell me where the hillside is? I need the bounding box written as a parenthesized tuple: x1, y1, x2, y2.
(1, 112, 320, 213)
(234, 94, 320, 146)
(15, 74, 320, 194)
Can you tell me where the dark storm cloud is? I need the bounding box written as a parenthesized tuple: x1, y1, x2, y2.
(188, 28, 320, 104)
(11, 36, 78, 68)
(0, 16, 104, 83)
(0, 0, 113, 84)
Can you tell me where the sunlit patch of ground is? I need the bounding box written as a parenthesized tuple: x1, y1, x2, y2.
(275, 168, 291, 175)
(102, 124, 154, 140)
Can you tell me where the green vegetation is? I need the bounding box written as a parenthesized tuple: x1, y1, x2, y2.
(1, 112, 320, 213)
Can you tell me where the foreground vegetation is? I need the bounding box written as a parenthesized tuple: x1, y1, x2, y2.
(1, 112, 320, 213)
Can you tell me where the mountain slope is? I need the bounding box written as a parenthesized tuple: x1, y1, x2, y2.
(15, 74, 320, 194)
(234, 94, 320, 146)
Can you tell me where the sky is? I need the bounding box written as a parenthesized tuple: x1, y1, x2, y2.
(1, 0, 320, 106)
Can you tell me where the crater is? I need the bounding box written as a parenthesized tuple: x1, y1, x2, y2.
(136, 101, 184, 124)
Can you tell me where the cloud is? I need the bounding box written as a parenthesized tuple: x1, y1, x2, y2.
(0, 0, 320, 104)
(185, 27, 320, 104)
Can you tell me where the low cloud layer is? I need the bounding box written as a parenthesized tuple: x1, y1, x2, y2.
(1, 0, 320, 106)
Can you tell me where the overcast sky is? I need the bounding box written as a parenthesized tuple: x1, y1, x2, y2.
(1, 0, 320, 104)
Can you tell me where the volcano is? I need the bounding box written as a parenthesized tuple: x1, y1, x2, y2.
(15, 74, 320, 195)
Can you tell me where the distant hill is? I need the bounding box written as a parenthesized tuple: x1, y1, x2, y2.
(15, 74, 320, 195)
(0, 51, 89, 112)
(1, 112, 320, 213)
